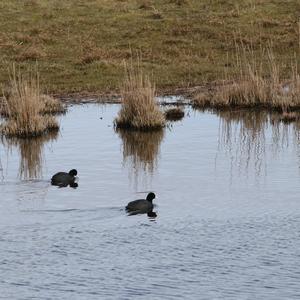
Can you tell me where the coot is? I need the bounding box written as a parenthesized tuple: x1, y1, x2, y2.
(126, 192, 155, 214)
(51, 169, 77, 187)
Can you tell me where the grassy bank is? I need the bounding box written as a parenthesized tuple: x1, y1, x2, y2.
(0, 0, 299, 95)
(192, 44, 300, 112)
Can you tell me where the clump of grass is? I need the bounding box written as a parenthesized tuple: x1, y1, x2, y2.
(150, 9, 163, 19)
(0, 67, 59, 138)
(40, 94, 66, 115)
(139, 0, 153, 10)
(1, 112, 59, 138)
(164, 107, 185, 121)
(115, 63, 165, 130)
(80, 52, 102, 64)
(169, 0, 190, 6)
(193, 44, 300, 112)
(16, 46, 45, 62)
(79, 43, 104, 64)
(1, 93, 65, 117)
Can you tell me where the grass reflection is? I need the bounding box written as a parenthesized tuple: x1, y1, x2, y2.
(3, 130, 58, 179)
(216, 109, 300, 177)
(116, 128, 164, 176)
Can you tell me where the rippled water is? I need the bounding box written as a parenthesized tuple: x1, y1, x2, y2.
(1, 104, 300, 299)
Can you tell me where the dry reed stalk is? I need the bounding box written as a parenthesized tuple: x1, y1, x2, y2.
(0, 66, 59, 137)
(115, 63, 165, 130)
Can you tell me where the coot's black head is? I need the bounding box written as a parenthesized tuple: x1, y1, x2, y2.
(146, 192, 156, 202)
(69, 169, 77, 177)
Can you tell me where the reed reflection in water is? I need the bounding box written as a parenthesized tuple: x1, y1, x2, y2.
(116, 128, 164, 186)
(3, 130, 58, 180)
(217, 109, 300, 176)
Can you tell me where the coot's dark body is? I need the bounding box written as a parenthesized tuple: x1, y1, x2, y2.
(51, 169, 77, 187)
(126, 192, 155, 214)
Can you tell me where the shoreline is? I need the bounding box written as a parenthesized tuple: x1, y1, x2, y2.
(53, 83, 218, 105)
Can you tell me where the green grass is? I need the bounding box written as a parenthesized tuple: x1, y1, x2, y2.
(0, 0, 300, 95)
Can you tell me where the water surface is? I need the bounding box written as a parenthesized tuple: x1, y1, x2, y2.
(0, 104, 300, 299)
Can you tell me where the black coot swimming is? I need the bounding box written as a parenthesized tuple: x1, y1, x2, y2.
(126, 192, 155, 214)
(51, 169, 77, 187)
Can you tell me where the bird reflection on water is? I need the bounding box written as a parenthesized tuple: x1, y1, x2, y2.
(147, 211, 157, 219)
(127, 209, 158, 219)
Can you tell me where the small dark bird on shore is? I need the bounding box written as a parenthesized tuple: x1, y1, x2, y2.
(51, 169, 77, 187)
(126, 192, 155, 214)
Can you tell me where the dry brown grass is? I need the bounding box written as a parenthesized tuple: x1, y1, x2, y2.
(193, 45, 300, 112)
(1, 93, 65, 117)
(1, 1, 299, 93)
(15, 46, 45, 62)
(0, 67, 59, 137)
(1, 113, 59, 138)
(115, 63, 165, 130)
(164, 107, 185, 121)
(150, 9, 163, 20)
(40, 94, 66, 115)
(169, 0, 190, 6)
(138, 0, 153, 10)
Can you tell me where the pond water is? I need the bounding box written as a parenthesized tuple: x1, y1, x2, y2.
(1, 103, 300, 299)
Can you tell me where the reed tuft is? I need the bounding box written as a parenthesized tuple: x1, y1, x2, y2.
(0, 66, 59, 137)
(40, 94, 66, 115)
(115, 63, 165, 130)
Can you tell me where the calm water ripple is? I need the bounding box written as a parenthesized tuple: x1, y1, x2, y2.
(0, 103, 300, 299)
